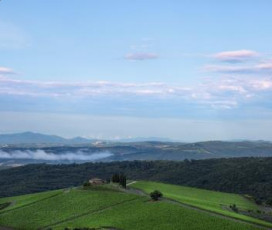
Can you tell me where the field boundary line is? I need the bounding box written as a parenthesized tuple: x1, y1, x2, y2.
(128, 185, 271, 230)
(39, 197, 142, 230)
(164, 198, 270, 230)
(0, 191, 63, 215)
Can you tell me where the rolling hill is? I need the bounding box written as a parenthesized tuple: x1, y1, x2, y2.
(130, 181, 272, 227)
(2, 135, 272, 167)
(0, 182, 269, 230)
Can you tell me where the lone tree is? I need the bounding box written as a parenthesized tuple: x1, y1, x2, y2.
(150, 190, 163, 201)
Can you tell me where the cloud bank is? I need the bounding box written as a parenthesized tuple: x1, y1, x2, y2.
(1, 74, 272, 112)
(0, 149, 113, 161)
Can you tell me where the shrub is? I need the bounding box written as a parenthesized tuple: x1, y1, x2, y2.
(229, 204, 238, 212)
(150, 190, 163, 201)
(255, 198, 262, 205)
(266, 198, 272, 206)
(83, 181, 91, 187)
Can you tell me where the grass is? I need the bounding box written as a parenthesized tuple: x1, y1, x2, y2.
(54, 197, 259, 230)
(0, 184, 266, 230)
(54, 198, 257, 230)
(0, 189, 63, 212)
(0, 186, 138, 230)
(130, 181, 272, 228)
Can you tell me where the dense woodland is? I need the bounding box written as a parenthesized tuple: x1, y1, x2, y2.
(0, 157, 272, 205)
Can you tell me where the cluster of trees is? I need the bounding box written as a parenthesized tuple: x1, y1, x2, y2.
(111, 173, 126, 188)
(1, 157, 272, 205)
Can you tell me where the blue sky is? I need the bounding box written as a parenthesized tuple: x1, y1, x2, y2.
(1, 0, 272, 141)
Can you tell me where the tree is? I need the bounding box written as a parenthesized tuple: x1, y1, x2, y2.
(112, 173, 127, 188)
(111, 173, 120, 183)
(150, 190, 163, 201)
(119, 174, 127, 188)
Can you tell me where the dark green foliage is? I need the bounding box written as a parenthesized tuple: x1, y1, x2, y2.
(111, 173, 126, 188)
(1, 157, 272, 204)
(266, 198, 272, 206)
(111, 174, 120, 183)
(64, 228, 98, 230)
(83, 181, 91, 187)
(229, 204, 238, 212)
(119, 174, 126, 188)
(255, 198, 262, 205)
(0, 202, 10, 210)
(150, 190, 163, 201)
(64, 227, 117, 230)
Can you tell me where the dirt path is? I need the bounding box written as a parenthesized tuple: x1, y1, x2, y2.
(126, 181, 137, 186)
(127, 182, 271, 230)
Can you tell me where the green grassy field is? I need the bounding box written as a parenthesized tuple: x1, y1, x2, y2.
(0, 187, 137, 230)
(54, 197, 258, 230)
(130, 181, 272, 228)
(0, 189, 63, 213)
(0, 184, 267, 230)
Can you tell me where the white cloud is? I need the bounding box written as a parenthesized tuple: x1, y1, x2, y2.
(204, 65, 254, 74)
(1, 75, 272, 111)
(204, 62, 272, 74)
(0, 67, 15, 75)
(125, 52, 159, 60)
(213, 50, 258, 62)
(256, 61, 272, 70)
(0, 77, 190, 98)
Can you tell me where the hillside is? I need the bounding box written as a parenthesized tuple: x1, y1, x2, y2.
(1, 158, 272, 205)
(0, 183, 267, 230)
(130, 181, 272, 226)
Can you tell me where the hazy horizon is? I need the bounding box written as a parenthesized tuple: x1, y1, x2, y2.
(2, 113, 272, 141)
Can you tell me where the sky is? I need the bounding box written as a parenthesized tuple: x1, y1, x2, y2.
(1, 0, 272, 141)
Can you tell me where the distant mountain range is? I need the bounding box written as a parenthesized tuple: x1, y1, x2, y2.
(0, 132, 93, 145)
(116, 137, 175, 143)
(0, 132, 176, 145)
(1, 132, 272, 167)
